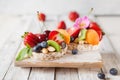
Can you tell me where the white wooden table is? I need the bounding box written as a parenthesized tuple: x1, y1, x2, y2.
(0, 14, 120, 80)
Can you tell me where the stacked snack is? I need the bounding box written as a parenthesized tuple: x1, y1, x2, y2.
(67, 16, 104, 52)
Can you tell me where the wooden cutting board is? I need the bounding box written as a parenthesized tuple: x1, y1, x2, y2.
(15, 50, 103, 68)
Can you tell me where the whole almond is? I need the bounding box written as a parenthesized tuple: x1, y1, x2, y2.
(47, 46, 55, 52)
(41, 48, 48, 54)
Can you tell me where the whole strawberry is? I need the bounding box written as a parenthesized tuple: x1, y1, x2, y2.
(57, 21, 66, 29)
(22, 32, 40, 47)
(37, 11, 46, 22)
(69, 11, 79, 22)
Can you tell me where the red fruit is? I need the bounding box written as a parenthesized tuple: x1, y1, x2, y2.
(57, 21, 66, 29)
(35, 34, 47, 42)
(23, 32, 40, 47)
(43, 30, 51, 37)
(96, 30, 102, 41)
(48, 30, 64, 44)
(67, 27, 80, 39)
(89, 22, 102, 31)
(37, 11, 46, 22)
(69, 11, 79, 22)
(48, 30, 59, 40)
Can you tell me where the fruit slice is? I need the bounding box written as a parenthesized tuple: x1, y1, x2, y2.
(89, 22, 103, 41)
(89, 22, 102, 31)
(67, 27, 80, 39)
(57, 21, 66, 29)
(57, 29, 70, 44)
(86, 29, 99, 45)
(78, 29, 87, 41)
(48, 30, 59, 40)
(47, 40, 61, 52)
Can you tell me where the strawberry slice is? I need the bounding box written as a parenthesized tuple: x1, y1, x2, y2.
(89, 22, 102, 31)
(67, 27, 80, 39)
(48, 30, 64, 44)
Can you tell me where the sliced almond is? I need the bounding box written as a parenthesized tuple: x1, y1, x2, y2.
(47, 46, 55, 52)
(41, 48, 48, 54)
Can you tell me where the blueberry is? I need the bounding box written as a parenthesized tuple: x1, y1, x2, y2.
(70, 36, 75, 42)
(72, 49, 78, 55)
(61, 42, 66, 49)
(110, 68, 118, 75)
(97, 73, 105, 79)
(39, 41, 48, 48)
(32, 45, 42, 53)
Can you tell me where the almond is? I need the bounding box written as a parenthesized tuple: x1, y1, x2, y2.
(41, 48, 48, 54)
(47, 46, 55, 52)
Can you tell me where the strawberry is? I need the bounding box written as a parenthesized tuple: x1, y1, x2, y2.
(89, 22, 102, 31)
(22, 32, 40, 47)
(67, 27, 80, 39)
(37, 11, 46, 22)
(57, 21, 66, 29)
(69, 11, 79, 22)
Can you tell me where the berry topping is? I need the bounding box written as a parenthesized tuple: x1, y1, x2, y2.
(97, 73, 105, 79)
(22, 32, 40, 48)
(69, 11, 79, 22)
(109, 68, 118, 75)
(43, 30, 51, 37)
(60, 41, 66, 49)
(32, 44, 42, 53)
(57, 21, 66, 29)
(70, 36, 75, 42)
(72, 49, 78, 55)
(37, 11, 46, 22)
(39, 41, 48, 48)
(35, 33, 47, 42)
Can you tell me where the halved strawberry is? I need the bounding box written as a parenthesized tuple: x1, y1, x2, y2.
(89, 22, 102, 31)
(48, 30, 64, 44)
(67, 27, 80, 39)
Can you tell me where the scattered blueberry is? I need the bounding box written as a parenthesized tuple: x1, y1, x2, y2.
(70, 36, 75, 42)
(97, 73, 105, 79)
(61, 42, 66, 49)
(72, 49, 78, 55)
(32, 45, 42, 53)
(39, 41, 48, 48)
(110, 68, 118, 75)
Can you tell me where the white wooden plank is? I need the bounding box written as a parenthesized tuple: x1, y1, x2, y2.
(78, 69, 100, 80)
(0, 16, 32, 80)
(55, 68, 79, 80)
(99, 35, 120, 80)
(29, 68, 54, 80)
